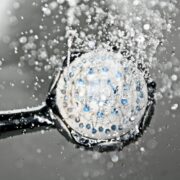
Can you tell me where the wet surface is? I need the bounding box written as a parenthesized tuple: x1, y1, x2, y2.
(0, 0, 180, 180)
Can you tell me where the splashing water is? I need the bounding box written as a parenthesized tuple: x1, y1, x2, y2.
(0, 2, 179, 180)
(38, 0, 179, 113)
(41, 0, 179, 147)
(19, 0, 178, 101)
(1, 0, 179, 147)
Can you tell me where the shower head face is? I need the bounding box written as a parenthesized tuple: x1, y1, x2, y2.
(56, 50, 148, 143)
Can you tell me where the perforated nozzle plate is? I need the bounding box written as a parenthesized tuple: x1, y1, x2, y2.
(56, 50, 148, 141)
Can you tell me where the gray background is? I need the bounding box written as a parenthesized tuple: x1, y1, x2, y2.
(0, 0, 180, 180)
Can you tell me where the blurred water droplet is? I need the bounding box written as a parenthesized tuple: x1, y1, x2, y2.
(107, 162, 114, 169)
(171, 103, 178, 111)
(140, 147, 145, 152)
(36, 148, 42, 154)
(147, 139, 158, 149)
(171, 74, 178, 82)
(111, 154, 119, 163)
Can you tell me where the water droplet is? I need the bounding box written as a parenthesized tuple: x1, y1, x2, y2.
(87, 67, 94, 74)
(111, 154, 119, 163)
(102, 67, 109, 72)
(143, 24, 150, 30)
(171, 103, 178, 111)
(140, 147, 145, 152)
(171, 74, 178, 81)
(36, 148, 42, 154)
(121, 98, 128, 105)
(83, 104, 90, 112)
(77, 79, 85, 86)
(19, 36, 27, 44)
(116, 71, 122, 78)
(97, 111, 104, 118)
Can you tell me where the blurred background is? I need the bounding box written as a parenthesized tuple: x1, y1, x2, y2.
(0, 0, 180, 179)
